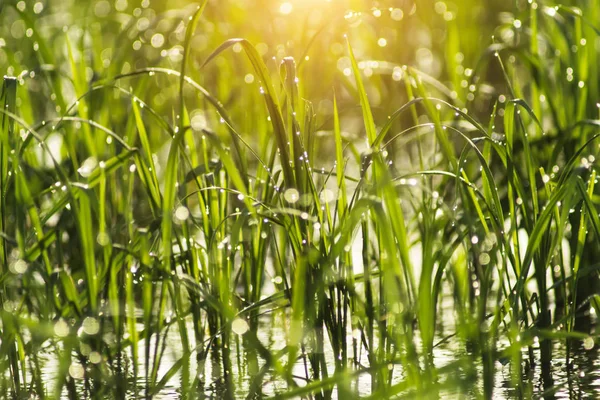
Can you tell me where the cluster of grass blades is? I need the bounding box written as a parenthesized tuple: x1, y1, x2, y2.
(2, 0, 600, 399)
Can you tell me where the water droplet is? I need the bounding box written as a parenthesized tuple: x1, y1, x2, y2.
(175, 206, 190, 221)
(232, 318, 250, 335)
(284, 188, 300, 203)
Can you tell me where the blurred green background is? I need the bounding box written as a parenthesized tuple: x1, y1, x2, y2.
(0, 0, 512, 138)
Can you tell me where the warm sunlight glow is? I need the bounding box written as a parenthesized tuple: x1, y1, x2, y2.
(279, 2, 293, 14)
(279, 0, 332, 15)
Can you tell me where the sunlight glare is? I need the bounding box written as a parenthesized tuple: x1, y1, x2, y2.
(279, 2, 293, 14)
(279, 0, 332, 15)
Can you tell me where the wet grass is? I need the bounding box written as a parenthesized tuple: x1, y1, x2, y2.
(1, 0, 600, 398)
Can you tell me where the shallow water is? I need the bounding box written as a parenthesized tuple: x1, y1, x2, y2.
(34, 301, 600, 399)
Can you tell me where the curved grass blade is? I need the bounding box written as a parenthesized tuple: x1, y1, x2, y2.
(203, 39, 294, 188)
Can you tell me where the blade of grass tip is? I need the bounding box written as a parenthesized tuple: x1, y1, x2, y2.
(402, 74, 426, 173)
(346, 37, 377, 144)
(333, 93, 347, 221)
(179, 1, 208, 122)
(410, 70, 457, 170)
(202, 129, 255, 214)
(281, 57, 306, 194)
(203, 39, 295, 188)
(481, 101, 498, 216)
(110, 68, 248, 176)
(511, 99, 541, 219)
(26, 148, 137, 236)
(132, 99, 162, 208)
(66, 36, 95, 157)
(529, 2, 540, 119)
(178, 1, 223, 185)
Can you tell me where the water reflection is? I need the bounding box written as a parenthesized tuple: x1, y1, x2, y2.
(32, 301, 600, 398)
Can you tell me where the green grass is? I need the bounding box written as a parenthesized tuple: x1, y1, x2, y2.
(1, 0, 600, 398)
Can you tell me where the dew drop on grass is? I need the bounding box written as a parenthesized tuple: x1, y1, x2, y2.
(151, 33, 164, 48)
(232, 318, 249, 335)
(78, 157, 98, 177)
(175, 206, 189, 222)
(478, 253, 490, 265)
(390, 8, 404, 21)
(542, 174, 550, 184)
(284, 188, 299, 203)
(10, 259, 28, 274)
(97, 232, 110, 246)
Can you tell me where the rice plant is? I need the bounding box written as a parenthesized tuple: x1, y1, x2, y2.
(1, 0, 600, 398)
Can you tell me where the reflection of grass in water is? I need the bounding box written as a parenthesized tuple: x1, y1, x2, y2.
(1, 0, 600, 398)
